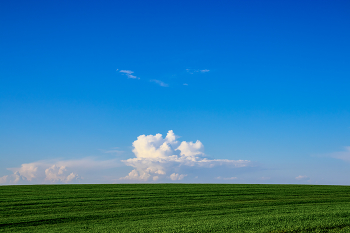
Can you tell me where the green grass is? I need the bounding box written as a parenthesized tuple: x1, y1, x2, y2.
(1, 184, 350, 232)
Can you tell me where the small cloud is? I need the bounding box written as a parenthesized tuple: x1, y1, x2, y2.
(186, 69, 210, 74)
(150, 79, 169, 87)
(120, 169, 145, 181)
(183, 83, 188, 86)
(119, 70, 139, 79)
(119, 70, 133, 75)
(170, 173, 187, 181)
(295, 175, 308, 181)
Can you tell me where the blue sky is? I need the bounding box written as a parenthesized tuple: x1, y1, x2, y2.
(1, 0, 350, 184)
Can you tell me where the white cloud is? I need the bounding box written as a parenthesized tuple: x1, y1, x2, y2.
(120, 130, 251, 182)
(295, 175, 308, 180)
(150, 79, 169, 87)
(3, 157, 119, 184)
(177, 140, 204, 158)
(170, 173, 187, 181)
(186, 69, 210, 74)
(0, 175, 8, 184)
(183, 83, 188, 86)
(119, 70, 139, 79)
(45, 165, 77, 183)
(1, 131, 254, 184)
(16, 163, 38, 181)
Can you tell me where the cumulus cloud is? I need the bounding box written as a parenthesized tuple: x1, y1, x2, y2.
(150, 79, 169, 87)
(2, 157, 119, 185)
(170, 173, 187, 181)
(45, 165, 77, 183)
(16, 163, 38, 181)
(120, 130, 251, 182)
(119, 70, 139, 79)
(0, 175, 8, 184)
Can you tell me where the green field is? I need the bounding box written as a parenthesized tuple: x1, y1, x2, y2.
(1, 184, 350, 232)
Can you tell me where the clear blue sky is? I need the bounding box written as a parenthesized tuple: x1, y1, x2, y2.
(1, 0, 350, 184)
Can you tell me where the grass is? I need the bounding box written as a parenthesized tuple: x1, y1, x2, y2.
(1, 184, 350, 232)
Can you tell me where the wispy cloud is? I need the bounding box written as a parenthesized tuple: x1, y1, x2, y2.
(183, 83, 188, 86)
(150, 79, 169, 87)
(120, 130, 251, 182)
(186, 69, 210, 74)
(103, 150, 124, 154)
(329, 147, 350, 162)
(118, 69, 139, 79)
(100, 148, 124, 155)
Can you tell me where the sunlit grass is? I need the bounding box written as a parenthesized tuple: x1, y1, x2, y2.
(1, 184, 350, 232)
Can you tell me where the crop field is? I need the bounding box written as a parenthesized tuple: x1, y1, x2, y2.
(1, 184, 350, 232)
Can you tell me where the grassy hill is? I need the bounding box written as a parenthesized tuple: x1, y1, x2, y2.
(1, 184, 350, 232)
